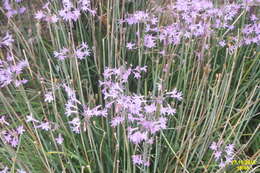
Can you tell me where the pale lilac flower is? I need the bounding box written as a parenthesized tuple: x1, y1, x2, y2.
(16, 126, 25, 135)
(150, 17, 158, 25)
(128, 131, 148, 144)
(132, 155, 143, 165)
(51, 15, 59, 23)
(0, 115, 10, 125)
(10, 137, 19, 147)
(126, 42, 135, 50)
(69, 117, 81, 126)
(83, 105, 107, 118)
(3, 132, 12, 143)
(132, 154, 150, 166)
(6, 9, 18, 18)
(225, 155, 234, 164)
(69, 117, 81, 133)
(144, 103, 156, 113)
(59, 9, 80, 21)
(166, 88, 183, 100)
(44, 15, 59, 23)
(44, 92, 54, 103)
(250, 14, 258, 21)
(14, 79, 28, 87)
(18, 7, 26, 14)
(78, 0, 91, 11)
(34, 11, 46, 20)
(26, 114, 39, 123)
(214, 150, 222, 160)
(141, 117, 167, 134)
(0, 58, 28, 88)
(225, 144, 234, 156)
(54, 48, 69, 60)
(111, 116, 124, 127)
(0, 166, 9, 173)
(63, 84, 77, 100)
(1, 129, 21, 148)
(6, 53, 14, 61)
(210, 141, 218, 151)
(133, 72, 141, 79)
(75, 42, 91, 60)
(35, 122, 51, 131)
(144, 34, 156, 48)
(55, 134, 64, 144)
(219, 161, 226, 168)
(219, 40, 226, 47)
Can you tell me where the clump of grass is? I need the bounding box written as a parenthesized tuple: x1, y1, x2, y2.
(0, 0, 259, 172)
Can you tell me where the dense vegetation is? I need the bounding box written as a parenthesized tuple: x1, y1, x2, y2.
(0, 0, 259, 172)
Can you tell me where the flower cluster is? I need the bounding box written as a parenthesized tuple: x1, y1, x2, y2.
(53, 43, 91, 60)
(210, 141, 235, 168)
(34, 3, 59, 23)
(0, 56, 29, 88)
(242, 20, 260, 45)
(62, 84, 107, 133)
(25, 114, 63, 145)
(122, 0, 260, 51)
(99, 66, 182, 166)
(132, 154, 150, 166)
(26, 114, 53, 131)
(44, 92, 54, 103)
(2, 0, 26, 18)
(35, 0, 96, 23)
(0, 115, 25, 148)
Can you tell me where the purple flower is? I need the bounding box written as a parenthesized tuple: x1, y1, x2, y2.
(144, 103, 156, 113)
(126, 42, 136, 50)
(14, 79, 28, 87)
(111, 116, 124, 127)
(219, 161, 226, 168)
(219, 40, 226, 47)
(132, 154, 150, 166)
(144, 34, 156, 48)
(0, 115, 10, 125)
(210, 142, 218, 151)
(0, 166, 9, 173)
(16, 125, 25, 135)
(35, 10, 46, 20)
(0, 58, 28, 88)
(132, 155, 143, 165)
(128, 131, 148, 144)
(35, 122, 51, 131)
(55, 134, 64, 144)
(10, 136, 19, 147)
(214, 150, 222, 160)
(166, 88, 183, 100)
(1, 128, 22, 148)
(160, 106, 176, 116)
(54, 48, 69, 60)
(75, 42, 91, 60)
(26, 114, 39, 123)
(18, 7, 26, 14)
(69, 117, 81, 133)
(44, 92, 54, 103)
(225, 144, 234, 156)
